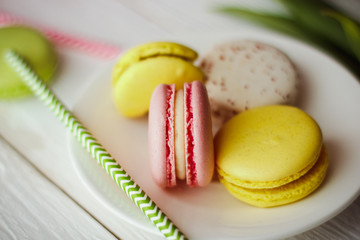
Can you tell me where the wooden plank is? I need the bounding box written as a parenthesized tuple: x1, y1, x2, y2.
(0, 136, 118, 240)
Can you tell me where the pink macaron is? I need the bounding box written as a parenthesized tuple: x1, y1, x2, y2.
(148, 81, 214, 187)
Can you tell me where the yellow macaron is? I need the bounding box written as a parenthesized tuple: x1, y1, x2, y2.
(215, 105, 329, 207)
(112, 42, 204, 118)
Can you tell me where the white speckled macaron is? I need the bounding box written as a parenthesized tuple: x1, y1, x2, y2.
(200, 40, 299, 127)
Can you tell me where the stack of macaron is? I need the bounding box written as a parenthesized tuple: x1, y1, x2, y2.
(215, 105, 329, 207)
(112, 42, 215, 187)
(0, 25, 58, 98)
(112, 40, 328, 205)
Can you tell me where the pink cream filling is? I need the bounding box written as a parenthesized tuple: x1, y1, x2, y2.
(165, 85, 175, 187)
(185, 83, 197, 186)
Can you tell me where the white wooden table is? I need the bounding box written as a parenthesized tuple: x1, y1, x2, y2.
(1, 0, 360, 239)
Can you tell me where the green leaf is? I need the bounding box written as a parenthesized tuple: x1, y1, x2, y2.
(276, 0, 351, 55)
(216, 7, 335, 51)
(216, 7, 306, 39)
(323, 9, 360, 62)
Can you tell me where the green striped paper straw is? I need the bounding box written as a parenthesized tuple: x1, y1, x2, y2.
(4, 49, 187, 240)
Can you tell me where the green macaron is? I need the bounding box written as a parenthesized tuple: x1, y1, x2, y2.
(0, 25, 58, 98)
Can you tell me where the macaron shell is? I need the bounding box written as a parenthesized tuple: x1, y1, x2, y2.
(148, 84, 176, 187)
(220, 147, 329, 207)
(215, 105, 323, 189)
(0, 26, 57, 98)
(185, 81, 214, 187)
(201, 40, 299, 123)
(113, 56, 203, 117)
(112, 41, 199, 86)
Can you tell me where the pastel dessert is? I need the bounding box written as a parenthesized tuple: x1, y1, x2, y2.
(0, 25, 58, 98)
(200, 40, 299, 125)
(215, 105, 329, 207)
(148, 81, 214, 187)
(112, 42, 204, 118)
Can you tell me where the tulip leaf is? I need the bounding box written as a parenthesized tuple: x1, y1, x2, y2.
(216, 7, 326, 44)
(323, 9, 360, 62)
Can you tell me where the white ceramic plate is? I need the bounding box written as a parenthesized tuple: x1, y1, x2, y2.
(68, 30, 360, 240)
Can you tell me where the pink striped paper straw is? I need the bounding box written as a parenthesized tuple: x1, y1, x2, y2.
(0, 10, 121, 60)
